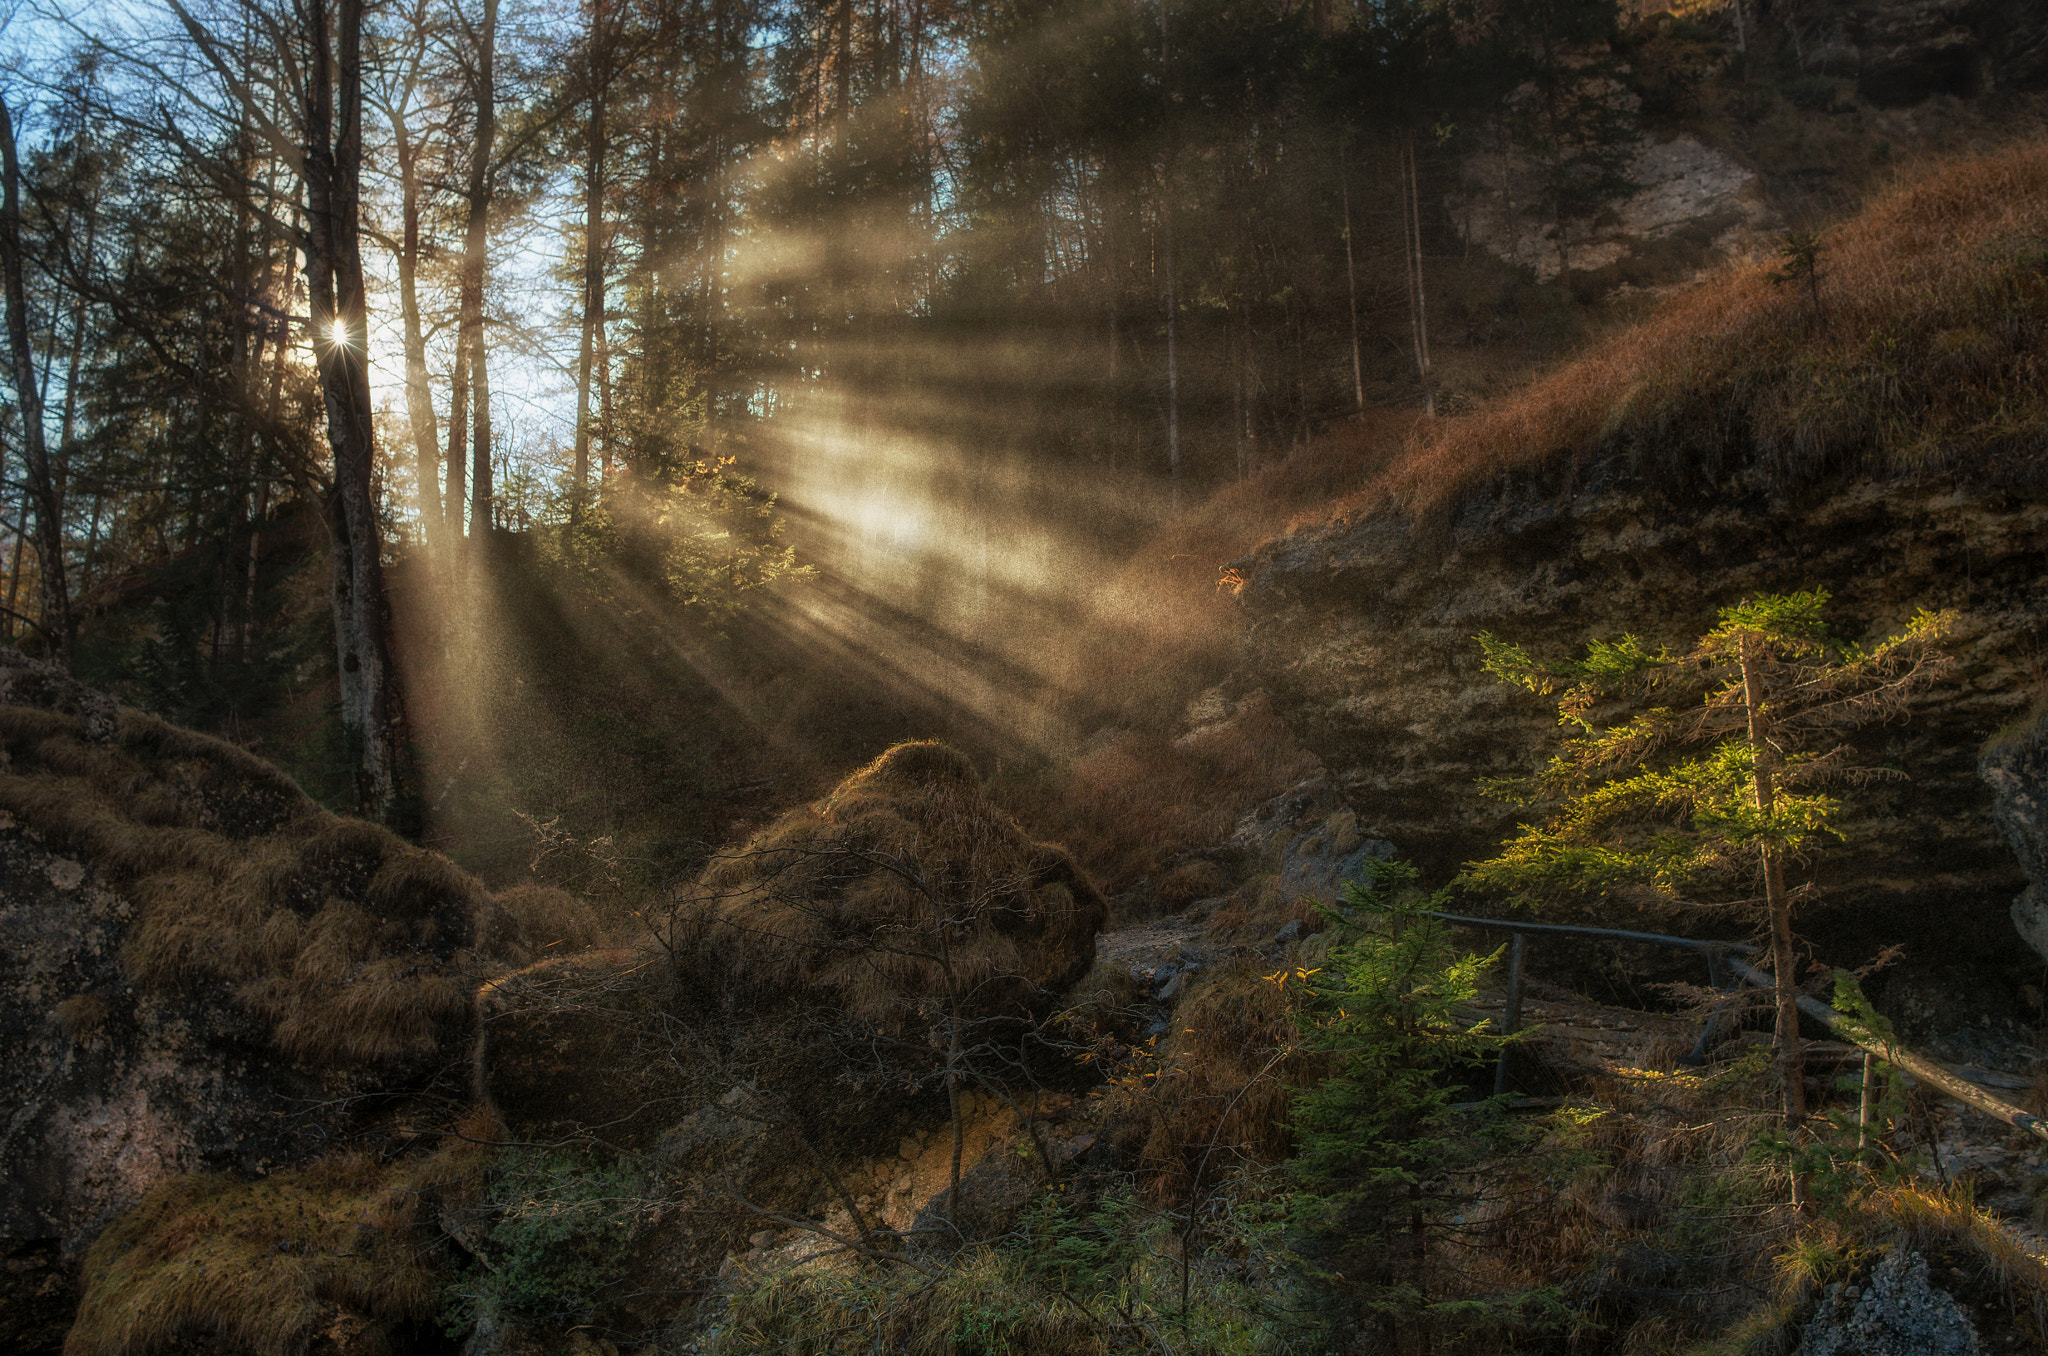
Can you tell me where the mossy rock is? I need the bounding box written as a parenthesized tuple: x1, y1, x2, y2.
(690, 740, 1109, 1027)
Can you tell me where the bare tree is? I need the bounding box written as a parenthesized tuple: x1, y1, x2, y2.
(155, 0, 420, 830)
(0, 94, 74, 666)
(370, 0, 448, 544)
(448, 0, 499, 556)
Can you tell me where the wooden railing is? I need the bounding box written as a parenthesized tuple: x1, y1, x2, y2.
(1426, 911, 2048, 1142)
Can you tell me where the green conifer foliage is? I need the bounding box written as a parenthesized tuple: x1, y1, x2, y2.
(1461, 591, 1954, 1205)
(1290, 862, 1553, 1347)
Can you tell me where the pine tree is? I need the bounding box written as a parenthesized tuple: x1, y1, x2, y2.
(1462, 591, 1954, 1206)
(1292, 860, 1548, 1348)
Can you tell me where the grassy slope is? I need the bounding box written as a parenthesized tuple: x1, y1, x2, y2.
(1321, 140, 2048, 534)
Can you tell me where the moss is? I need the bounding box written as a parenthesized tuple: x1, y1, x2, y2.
(692, 740, 1108, 1027)
(65, 1146, 475, 1356)
(0, 658, 512, 1069)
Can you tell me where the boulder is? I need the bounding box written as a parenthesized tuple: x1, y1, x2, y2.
(1796, 1248, 1983, 1356)
(0, 649, 517, 1351)
(690, 740, 1107, 1028)
(1979, 713, 2048, 962)
(1450, 133, 1780, 288)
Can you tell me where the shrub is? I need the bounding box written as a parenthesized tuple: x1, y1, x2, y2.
(441, 1148, 658, 1332)
(1288, 865, 1554, 1350)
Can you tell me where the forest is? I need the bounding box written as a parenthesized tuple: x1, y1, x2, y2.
(0, 0, 1690, 834)
(7, 0, 2048, 1351)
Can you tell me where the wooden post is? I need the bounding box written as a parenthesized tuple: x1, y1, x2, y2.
(1685, 950, 1732, 1065)
(1723, 953, 2048, 1144)
(1858, 1051, 1876, 1151)
(1494, 931, 1525, 1097)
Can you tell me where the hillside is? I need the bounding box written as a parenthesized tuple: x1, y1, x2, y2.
(1234, 141, 2048, 1033)
(13, 1, 2048, 1350)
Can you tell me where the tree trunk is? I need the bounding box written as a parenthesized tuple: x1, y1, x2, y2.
(1159, 2, 1179, 512)
(1341, 154, 1364, 417)
(1402, 135, 1434, 417)
(444, 303, 469, 543)
(469, 334, 493, 544)
(392, 100, 442, 537)
(56, 201, 96, 598)
(450, 0, 499, 553)
(1743, 636, 1807, 1206)
(572, 5, 607, 521)
(248, 229, 297, 654)
(0, 94, 73, 667)
(303, 0, 419, 833)
(835, 0, 853, 129)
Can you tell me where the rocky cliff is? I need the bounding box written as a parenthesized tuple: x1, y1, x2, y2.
(1238, 129, 2048, 1030)
(1239, 468, 2045, 1027)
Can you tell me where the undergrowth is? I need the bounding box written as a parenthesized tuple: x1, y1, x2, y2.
(440, 1147, 658, 1334)
(721, 1176, 1301, 1355)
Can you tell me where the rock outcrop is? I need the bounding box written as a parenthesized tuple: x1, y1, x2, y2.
(1238, 473, 2048, 1016)
(0, 649, 518, 1351)
(1979, 713, 2048, 964)
(1820, 0, 2048, 105)
(1451, 133, 1781, 287)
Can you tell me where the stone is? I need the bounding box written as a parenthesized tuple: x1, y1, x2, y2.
(1449, 134, 1780, 288)
(1796, 1248, 1982, 1356)
(909, 1141, 1043, 1245)
(1272, 919, 1304, 944)
(0, 654, 508, 1356)
(1981, 715, 2048, 964)
(1856, 0, 1982, 104)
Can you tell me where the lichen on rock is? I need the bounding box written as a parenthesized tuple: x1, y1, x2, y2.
(1796, 1248, 1984, 1356)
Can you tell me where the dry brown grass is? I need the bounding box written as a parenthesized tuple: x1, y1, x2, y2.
(1311, 139, 2048, 535)
(1876, 1180, 2048, 1309)
(690, 740, 1108, 1025)
(1066, 414, 1417, 736)
(496, 883, 608, 954)
(64, 1135, 486, 1356)
(1117, 958, 1321, 1205)
(1005, 692, 1318, 902)
(0, 670, 525, 1067)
